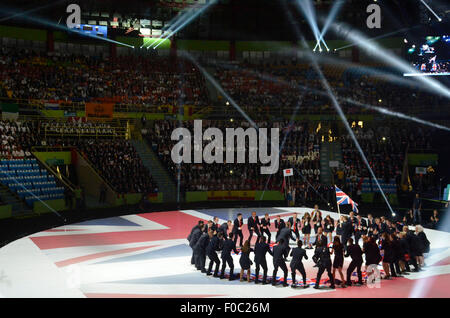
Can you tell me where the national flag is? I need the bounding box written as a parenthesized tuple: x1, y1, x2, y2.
(335, 186, 359, 213)
(283, 168, 293, 177)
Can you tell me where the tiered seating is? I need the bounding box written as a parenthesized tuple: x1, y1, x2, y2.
(346, 177, 397, 194)
(0, 159, 64, 206)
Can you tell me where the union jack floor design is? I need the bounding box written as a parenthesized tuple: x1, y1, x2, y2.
(0, 207, 449, 298)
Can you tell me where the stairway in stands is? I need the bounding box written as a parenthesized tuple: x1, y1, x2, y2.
(0, 158, 64, 216)
(130, 140, 178, 203)
(320, 141, 343, 185)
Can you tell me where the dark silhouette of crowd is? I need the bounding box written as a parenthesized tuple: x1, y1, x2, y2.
(188, 211, 431, 288)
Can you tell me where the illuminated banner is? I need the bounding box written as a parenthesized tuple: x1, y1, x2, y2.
(207, 190, 255, 201)
(85, 102, 114, 118)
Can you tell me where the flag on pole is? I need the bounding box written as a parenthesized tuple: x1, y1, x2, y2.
(335, 186, 359, 213)
(280, 177, 286, 194)
(283, 168, 294, 177)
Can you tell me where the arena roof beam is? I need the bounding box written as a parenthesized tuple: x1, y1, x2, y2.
(326, 19, 450, 100)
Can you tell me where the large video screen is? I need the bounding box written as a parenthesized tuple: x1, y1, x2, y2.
(404, 35, 449, 76)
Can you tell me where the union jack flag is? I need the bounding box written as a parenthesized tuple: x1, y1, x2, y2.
(335, 186, 359, 213)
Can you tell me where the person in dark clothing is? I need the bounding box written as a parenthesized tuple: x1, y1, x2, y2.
(274, 215, 285, 240)
(398, 231, 411, 274)
(331, 236, 346, 288)
(247, 211, 261, 245)
(260, 213, 272, 244)
(345, 238, 364, 286)
(412, 193, 422, 225)
(290, 241, 309, 288)
(362, 236, 382, 284)
(313, 238, 335, 289)
(277, 221, 296, 259)
(313, 226, 327, 247)
(354, 214, 367, 245)
(341, 216, 353, 253)
(254, 236, 273, 285)
(233, 213, 244, 247)
(272, 239, 289, 287)
(194, 231, 210, 272)
(416, 225, 430, 267)
(381, 232, 395, 278)
(189, 222, 205, 266)
(390, 233, 403, 277)
(288, 213, 301, 241)
(218, 220, 232, 236)
(220, 232, 239, 281)
(367, 214, 376, 238)
(206, 231, 223, 277)
(403, 226, 420, 272)
(239, 240, 253, 282)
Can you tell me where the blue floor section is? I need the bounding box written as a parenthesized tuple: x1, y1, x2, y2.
(74, 216, 141, 227)
(93, 244, 192, 265)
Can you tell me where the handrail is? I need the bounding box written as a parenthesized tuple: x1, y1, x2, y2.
(33, 153, 76, 193)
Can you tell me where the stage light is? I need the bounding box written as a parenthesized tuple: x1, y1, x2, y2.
(378, 99, 382, 103)
(420, 0, 443, 22)
(230, 118, 234, 122)
(404, 38, 408, 43)
(382, 137, 386, 141)
(226, 101, 230, 106)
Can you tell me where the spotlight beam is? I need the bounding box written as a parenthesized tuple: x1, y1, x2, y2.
(152, 0, 218, 49)
(282, 0, 396, 215)
(313, 0, 346, 51)
(294, 0, 321, 42)
(210, 59, 450, 132)
(181, 51, 257, 129)
(0, 0, 66, 23)
(326, 19, 450, 99)
(335, 26, 419, 51)
(420, 0, 443, 21)
(307, 49, 396, 216)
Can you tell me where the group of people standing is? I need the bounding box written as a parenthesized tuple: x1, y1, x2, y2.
(187, 208, 431, 289)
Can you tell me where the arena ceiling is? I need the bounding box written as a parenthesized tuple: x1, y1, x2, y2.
(0, 0, 448, 41)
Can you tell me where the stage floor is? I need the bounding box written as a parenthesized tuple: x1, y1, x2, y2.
(0, 207, 449, 298)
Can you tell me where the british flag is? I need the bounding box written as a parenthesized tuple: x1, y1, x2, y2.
(335, 186, 359, 213)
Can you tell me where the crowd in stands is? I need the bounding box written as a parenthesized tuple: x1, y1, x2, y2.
(336, 122, 435, 198)
(144, 119, 326, 203)
(0, 118, 157, 195)
(0, 48, 209, 107)
(0, 120, 37, 158)
(212, 60, 444, 117)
